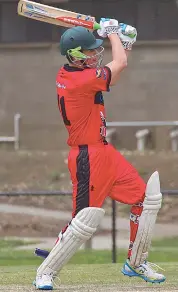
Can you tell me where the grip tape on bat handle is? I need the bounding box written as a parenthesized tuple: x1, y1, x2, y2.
(94, 22, 136, 39)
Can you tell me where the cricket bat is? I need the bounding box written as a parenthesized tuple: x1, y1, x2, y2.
(17, 0, 101, 31)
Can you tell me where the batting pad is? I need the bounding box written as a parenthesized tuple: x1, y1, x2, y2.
(37, 207, 105, 276)
(130, 171, 162, 267)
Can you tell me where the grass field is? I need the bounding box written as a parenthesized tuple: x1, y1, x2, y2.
(1, 263, 178, 292)
(0, 238, 178, 291)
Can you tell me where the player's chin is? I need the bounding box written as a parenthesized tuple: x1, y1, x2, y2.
(86, 60, 99, 68)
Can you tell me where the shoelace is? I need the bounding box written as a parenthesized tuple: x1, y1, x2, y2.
(51, 274, 61, 289)
(38, 273, 61, 289)
(146, 261, 165, 272)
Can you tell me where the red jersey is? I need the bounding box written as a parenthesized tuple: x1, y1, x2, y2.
(56, 64, 111, 147)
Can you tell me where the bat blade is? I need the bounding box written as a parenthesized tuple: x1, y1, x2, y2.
(17, 0, 98, 30)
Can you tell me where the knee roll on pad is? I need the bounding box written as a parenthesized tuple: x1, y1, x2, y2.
(37, 207, 105, 276)
(143, 171, 162, 210)
(130, 171, 162, 267)
(71, 207, 104, 240)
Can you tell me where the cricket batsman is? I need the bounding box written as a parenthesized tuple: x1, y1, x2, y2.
(34, 18, 166, 290)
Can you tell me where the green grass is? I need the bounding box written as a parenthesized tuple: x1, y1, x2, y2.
(1, 247, 178, 267)
(1, 238, 178, 289)
(1, 263, 178, 288)
(0, 238, 39, 249)
(152, 236, 178, 248)
(0, 237, 178, 267)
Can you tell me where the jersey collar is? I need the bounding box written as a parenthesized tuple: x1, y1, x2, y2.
(64, 64, 84, 72)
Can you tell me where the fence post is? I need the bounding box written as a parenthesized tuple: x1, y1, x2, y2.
(14, 113, 21, 150)
(112, 199, 117, 263)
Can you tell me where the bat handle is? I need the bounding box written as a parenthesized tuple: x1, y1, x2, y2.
(35, 248, 49, 258)
(93, 22, 136, 39)
(93, 22, 101, 30)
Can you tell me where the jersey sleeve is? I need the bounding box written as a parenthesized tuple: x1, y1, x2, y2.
(80, 66, 111, 92)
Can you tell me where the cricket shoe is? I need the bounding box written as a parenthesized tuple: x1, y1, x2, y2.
(122, 259, 166, 283)
(33, 273, 60, 290)
(33, 273, 53, 290)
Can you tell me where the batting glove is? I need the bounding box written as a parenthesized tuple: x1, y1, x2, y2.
(97, 18, 119, 38)
(118, 23, 137, 50)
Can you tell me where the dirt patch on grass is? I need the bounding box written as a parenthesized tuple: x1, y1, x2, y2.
(0, 149, 178, 227)
(0, 213, 113, 238)
(1, 150, 178, 192)
(0, 284, 177, 292)
(0, 213, 68, 237)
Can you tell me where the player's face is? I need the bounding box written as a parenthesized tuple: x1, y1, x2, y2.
(83, 47, 104, 68)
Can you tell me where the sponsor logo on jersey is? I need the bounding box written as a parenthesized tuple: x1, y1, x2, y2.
(96, 68, 107, 80)
(56, 82, 66, 89)
(96, 68, 102, 78)
(103, 68, 107, 80)
(100, 111, 106, 138)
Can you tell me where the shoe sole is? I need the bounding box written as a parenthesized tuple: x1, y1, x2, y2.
(33, 280, 53, 290)
(121, 269, 166, 284)
(36, 286, 53, 290)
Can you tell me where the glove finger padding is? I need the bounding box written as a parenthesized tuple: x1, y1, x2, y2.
(119, 23, 137, 38)
(97, 18, 119, 38)
(97, 20, 107, 38)
(118, 23, 137, 50)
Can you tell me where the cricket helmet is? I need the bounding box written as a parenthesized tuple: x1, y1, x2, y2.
(59, 26, 104, 68)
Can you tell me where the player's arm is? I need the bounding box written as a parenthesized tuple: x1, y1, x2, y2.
(106, 33, 127, 86)
(98, 20, 137, 86)
(125, 50, 130, 58)
(79, 22, 136, 93)
(79, 38, 129, 93)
